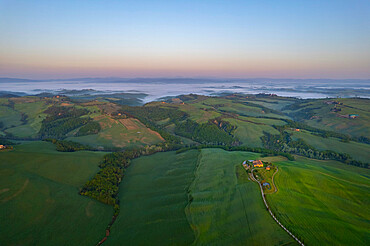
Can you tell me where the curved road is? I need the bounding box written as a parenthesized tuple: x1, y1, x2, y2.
(251, 168, 304, 246)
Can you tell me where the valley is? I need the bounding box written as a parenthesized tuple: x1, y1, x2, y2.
(0, 92, 369, 245)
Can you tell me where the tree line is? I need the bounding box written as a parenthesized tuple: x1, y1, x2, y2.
(39, 106, 92, 139)
(261, 131, 368, 168)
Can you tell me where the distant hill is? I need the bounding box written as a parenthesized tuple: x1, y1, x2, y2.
(1, 77, 369, 84)
(0, 78, 40, 83)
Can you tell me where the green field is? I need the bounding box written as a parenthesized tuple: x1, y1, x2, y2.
(225, 117, 281, 147)
(108, 149, 295, 245)
(0, 141, 112, 245)
(68, 116, 164, 149)
(108, 150, 199, 245)
(187, 149, 294, 245)
(243, 97, 297, 111)
(267, 156, 370, 245)
(291, 130, 370, 163)
(285, 98, 370, 138)
(0, 105, 22, 129)
(5, 101, 49, 138)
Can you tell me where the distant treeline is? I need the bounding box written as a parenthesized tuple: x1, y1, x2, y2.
(45, 138, 91, 152)
(39, 106, 91, 139)
(121, 105, 240, 146)
(121, 105, 184, 146)
(76, 121, 101, 136)
(176, 144, 295, 161)
(261, 130, 368, 168)
(234, 100, 285, 116)
(0, 138, 16, 146)
(282, 120, 370, 144)
(174, 119, 239, 146)
(79, 139, 185, 220)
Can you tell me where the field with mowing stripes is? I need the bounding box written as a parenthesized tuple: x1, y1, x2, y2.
(108, 149, 295, 245)
(108, 150, 199, 245)
(187, 149, 294, 245)
(267, 156, 370, 245)
(291, 130, 370, 163)
(0, 141, 112, 246)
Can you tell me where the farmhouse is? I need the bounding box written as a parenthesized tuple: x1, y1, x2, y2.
(253, 160, 263, 168)
(0, 145, 5, 149)
(266, 166, 271, 170)
(349, 114, 359, 119)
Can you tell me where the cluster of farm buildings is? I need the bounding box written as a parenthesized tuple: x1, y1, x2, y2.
(242, 160, 270, 170)
(0, 145, 9, 150)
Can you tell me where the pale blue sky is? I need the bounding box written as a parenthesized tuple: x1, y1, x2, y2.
(0, 0, 369, 78)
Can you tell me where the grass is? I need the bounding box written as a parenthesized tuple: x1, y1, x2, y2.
(107, 150, 200, 245)
(108, 149, 295, 245)
(291, 130, 370, 163)
(178, 104, 221, 123)
(253, 165, 277, 194)
(243, 97, 297, 111)
(287, 98, 370, 138)
(267, 156, 370, 245)
(0, 141, 112, 246)
(68, 115, 164, 149)
(218, 101, 288, 119)
(0, 105, 22, 128)
(5, 101, 49, 138)
(225, 118, 280, 147)
(187, 149, 295, 245)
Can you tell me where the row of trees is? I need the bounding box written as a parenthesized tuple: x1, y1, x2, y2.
(176, 144, 295, 161)
(174, 119, 239, 146)
(39, 106, 92, 139)
(39, 117, 91, 139)
(261, 131, 368, 168)
(0, 138, 16, 146)
(121, 104, 241, 146)
(76, 121, 101, 136)
(44, 138, 91, 152)
(121, 105, 184, 145)
(79, 139, 185, 217)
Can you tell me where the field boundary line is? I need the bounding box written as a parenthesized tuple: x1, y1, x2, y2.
(316, 171, 370, 188)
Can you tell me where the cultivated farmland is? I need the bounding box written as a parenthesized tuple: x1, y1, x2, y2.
(108, 149, 296, 245)
(187, 149, 295, 245)
(267, 156, 370, 245)
(108, 150, 199, 245)
(0, 141, 112, 246)
(68, 115, 164, 149)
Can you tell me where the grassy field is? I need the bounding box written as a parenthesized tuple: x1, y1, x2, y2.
(286, 98, 370, 138)
(68, 115, 164, 149)
(5, 101, 49, 138)
(187, 149, 294, 245)
(253, 164, 277, 194)
(0, 105, 22, 129)
(107, 150, 200, 245)
(225, 118, 281, 147)
(0, 141, 112, 246)
(291, 130, 370, 163)
(108, 149, 295, 245)
(243, 97, 297, 111)
(267, 156, 370, 245)
(177, 103, 221, 123)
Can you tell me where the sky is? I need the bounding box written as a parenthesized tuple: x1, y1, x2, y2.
(0, 0, 369, 79)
